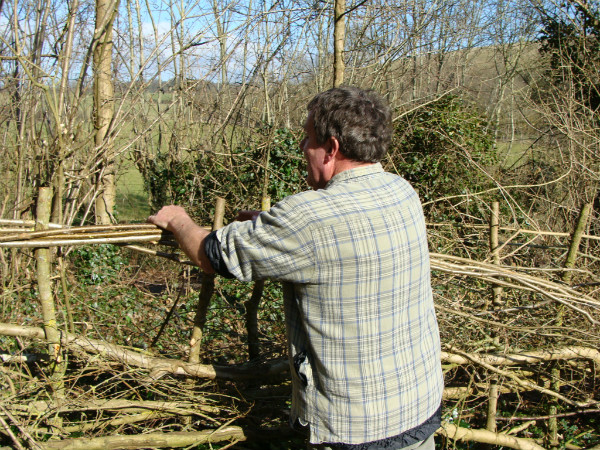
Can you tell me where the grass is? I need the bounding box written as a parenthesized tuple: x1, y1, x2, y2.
(496, 139, 536, 169)
(116, 158, 151, 222)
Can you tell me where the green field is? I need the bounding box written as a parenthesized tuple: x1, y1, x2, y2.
(116, 158, 151, 222)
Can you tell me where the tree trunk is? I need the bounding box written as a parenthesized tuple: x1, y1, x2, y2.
(333, 0, 346, 87)
(93, 0, 119, 224)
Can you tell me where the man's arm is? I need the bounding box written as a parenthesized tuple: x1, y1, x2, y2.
(147, 205, 215, 273)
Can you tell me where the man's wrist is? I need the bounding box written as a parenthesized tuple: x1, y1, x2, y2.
(167, 212, 196, 235)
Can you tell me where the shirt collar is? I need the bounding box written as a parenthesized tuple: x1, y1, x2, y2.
(325, 162, 383, 189)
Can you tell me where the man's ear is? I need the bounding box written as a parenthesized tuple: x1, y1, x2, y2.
(324, 136, 341, 162)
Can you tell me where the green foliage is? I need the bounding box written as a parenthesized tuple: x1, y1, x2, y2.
(388, 95, 496, 210)
(558, 417, 600, 449)
(538, 0, 600, 112)
(144, 152, 198, 209)
(69, 244, 128, 285)
(142, 125, 306, 219)
(242, 125, 306, 201)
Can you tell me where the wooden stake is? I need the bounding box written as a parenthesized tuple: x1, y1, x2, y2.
(35, 188, 60, 361)
(548, 364, 560, 449)
(486, 202, 502, 434)
(245, 196, 270, 360)
(562, 203, 592, 284)
(189, 197, 225, 364)
(35, 187, 66, 427)
(489, 201, 503, 307)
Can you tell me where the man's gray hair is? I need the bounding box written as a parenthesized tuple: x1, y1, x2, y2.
(307, 86, 392, 163)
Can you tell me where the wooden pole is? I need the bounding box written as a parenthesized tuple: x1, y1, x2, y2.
(189, 197, 225, 364)
(35, 188, 60, 361)
(551, 203, 591, 444)
(548, 364, 560, 449)
(489, 201, 503, 308)
(35, 187, 66, 426)
(245, 196, 270, 360)
(486, 201, 501, 434)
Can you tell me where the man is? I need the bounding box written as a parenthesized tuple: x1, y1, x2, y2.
(148, 86, 443, 449)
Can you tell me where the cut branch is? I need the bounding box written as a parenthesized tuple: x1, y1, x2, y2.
(39, 426, 246, 450)
(437, 423, 546, 450)
(0, 323, 289, 380)
(441, 346, 600, 367)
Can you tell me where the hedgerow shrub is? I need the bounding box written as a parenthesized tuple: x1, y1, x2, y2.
(387, 95, 496, 219)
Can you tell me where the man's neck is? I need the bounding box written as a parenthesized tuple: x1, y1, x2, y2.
(332, 160, 375, 178)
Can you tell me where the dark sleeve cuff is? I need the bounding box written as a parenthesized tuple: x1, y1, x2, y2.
(204, 231, 235, 279)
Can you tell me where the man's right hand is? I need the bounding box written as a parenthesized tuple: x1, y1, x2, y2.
(147, 206, 214, 273)
(147, 205, 190, 232)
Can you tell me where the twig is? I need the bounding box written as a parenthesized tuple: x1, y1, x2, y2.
(431, 253, 600, 324)
(122, 244, 193, 265)
(0, 404, 43, 450)
(0, 224, 166, 242)
(426, 221, 600, 242)
(0, 414, 27, 450)
(441, 346, 600, 367)
(506, 420, 537, 435)
(444, 345, 595, 408)
(496, 409, 600, 422)
(0, 218, 63, 229)
(151, 268, 187, 348)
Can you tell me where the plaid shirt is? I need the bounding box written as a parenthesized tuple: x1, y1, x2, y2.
(216, 163, 443, 444)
